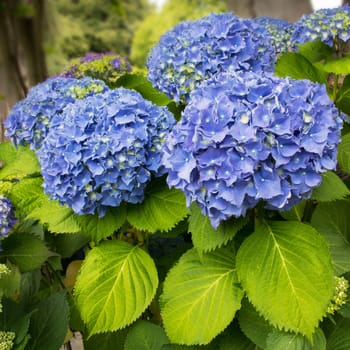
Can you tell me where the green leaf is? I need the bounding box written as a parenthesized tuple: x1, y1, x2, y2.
(236, 220, 334, 338)
(336, 75, 350, 115)
(1, 233, 52, 272)
(9, 178, 46, 216)
(326, 318, 350, 350)
(298, 39, 333, 64)
(275, 52, 327, 84)
(124, 320, 169, 350)
(115, 73, 171, 106)
(279, 201, 306, 222)
(160, 248, 243, 345)
(238, 299, 274, 349)
(189, 203, 248, 253)
(75, 205, 126, 242)
(0, 264, 21, 298)
(29, 198, 81, 234)
(84, 328, 129, 350)
(337, 133, 350, 175)
(127, 182, 189, 233)
(27, 292, 70, 350)
(74, 240, 158, 335)
(266, 328, 326, 350)
(219, 324, 258, 350)
(46, 233, 89, 259)
(314, 54, 350, 75)
(311, 200, 350, 275)
(311, 171, 350, 202)
(0, 144, 40, 180)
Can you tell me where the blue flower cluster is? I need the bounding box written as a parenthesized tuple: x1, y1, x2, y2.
(0, 196, 17, 237)
(291, 5, 350, 47)
(37, 88, 175, 216)
(162, 72, 343, 228)
(147, 13, 276, 103)
(61, 52, 132, 85)
(4, 77, 108, 149)
(254, 17, 292, 54)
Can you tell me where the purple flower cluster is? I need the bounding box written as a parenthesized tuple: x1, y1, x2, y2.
(37, 88, 175, 216)
(61, 52, 132, 85)
(291, 5, 350, 47)
(162, 72, 343, 228)
(147, 13, 276, 103)
(254, 17, 292, 54)
(0, 196, 17, 237)
(4, 77, 108, 149)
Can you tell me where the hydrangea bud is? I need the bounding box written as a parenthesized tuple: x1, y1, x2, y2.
(0, 331, 15, 350)
(4, 77, 108, 149)
(291, 5, 350, 47)
(147, 13, 276, 103)
(327, 276, 349, 314)
(37, 87, 175, 216)
(0, 196, 17, 237)
(61, 52, 132, 84)
(162, 71, 343, 228)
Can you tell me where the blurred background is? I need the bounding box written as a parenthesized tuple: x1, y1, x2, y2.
(0, 0, 347, 133)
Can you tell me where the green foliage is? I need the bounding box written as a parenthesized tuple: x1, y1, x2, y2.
(236, 220, 334, 338)
(337, 133, 350, 175)
(130, 0, 227, 67)
(160, 248, 243, 345)
(74, 240, 158, 335)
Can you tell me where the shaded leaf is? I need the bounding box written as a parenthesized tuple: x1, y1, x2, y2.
(311, 200, 350, 275)
(161, 248, 243, 345)
(236, 220, 334, 337)
(74, 240, 158, 335)
(338, 133, 350, 175)
(124, 320, 169, 350)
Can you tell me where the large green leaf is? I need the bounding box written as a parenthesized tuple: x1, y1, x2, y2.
(75, 205, 126, 242)
(160, 248, 243, 345)
(311, 200, 350, 275)
(315, 54, 350, 75)
(0, 144, 40, 180)
(84, 328, 129, 350)
(275, 52, 327, 84)
(236, 220, 334, 338)
(326, 318, 350, 350)
(266, 328, 326, 350)
(189, 203, 248, 253)
(124, 320, 169, 350)
(218, 325, 258, 350)
(1, 233, 53, 272)
(336, 75, 350, 115)
(337, 133, 350, 175)
(27, 292, 69, 350)
(311, 171, 350, 202)
(74, 240, 158, 335)
(279, 201, 306, 222)
(127, 182, 189, 233)
(298, 39, 333, 64)
(115, 73, 171, 106)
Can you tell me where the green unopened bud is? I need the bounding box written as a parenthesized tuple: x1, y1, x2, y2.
(327, 276, 349, 315)
(0, 331, 15, 350)
(0, 265, 10, 277)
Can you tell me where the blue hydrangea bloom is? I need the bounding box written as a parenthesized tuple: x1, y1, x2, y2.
(37, 88, 175, 216)
(0, 196, 17, 237)
(4, 77, 108, 149)
(254, 17, 292, 54)
(291, 5, 350, 47)
(162, 71, 343, 228)
(147, 13, 276, 103)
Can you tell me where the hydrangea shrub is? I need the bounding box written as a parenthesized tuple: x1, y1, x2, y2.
(37, 87, 175, 216)
(147, 12, 276, 103)
(1, 6, 350, 350)
(4, 77, 108, 149)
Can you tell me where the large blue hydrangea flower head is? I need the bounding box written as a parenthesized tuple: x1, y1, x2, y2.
(0, 196, 17, 237)
(147, 13, 276, 103)
(162, 71, 343, 228)
(61, 52, 132, 85)
(291, 5, 350, 47)
(37, 88, 175, 216)
(4, 77, 108, 149)
(254, 17, 292, 54)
